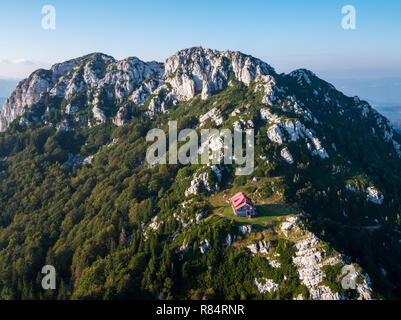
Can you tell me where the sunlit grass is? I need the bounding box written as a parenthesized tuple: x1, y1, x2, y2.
(217, 203, 296, 227)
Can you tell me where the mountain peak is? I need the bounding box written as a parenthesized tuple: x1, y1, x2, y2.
(1, 48, 401, 300)
(0, 46, 396, 160)
(0, 48, 281, 131)
(287, 68, 317, 86)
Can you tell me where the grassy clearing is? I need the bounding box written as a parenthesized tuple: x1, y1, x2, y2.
(217, 204, 295, 227)
(207, 179, 297, 228)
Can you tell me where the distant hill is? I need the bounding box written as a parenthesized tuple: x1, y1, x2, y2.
(0, 78, 19, 97)
(393, 122, 401, 133)
(0, 78, 18, 111)
(0, 97, 6, 110)
(329, 78, 401, 107)
(374, 106, 401, 128)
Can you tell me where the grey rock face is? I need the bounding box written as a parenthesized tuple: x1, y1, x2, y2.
(0, 75, 49, 131)
(0, 47, 277, 132)
(0, 57, 84, 131)
(164, 47, 275, 101)
(113, 106, 129, 126)
(0, 53, 162, 132)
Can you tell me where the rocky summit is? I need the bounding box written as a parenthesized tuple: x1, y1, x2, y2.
(0, 48, 275, 131)
(0, 47, 401, 300)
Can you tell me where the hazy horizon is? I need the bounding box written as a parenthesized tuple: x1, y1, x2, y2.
(1, 1, 400, 108)
(1, 1, 400, 78)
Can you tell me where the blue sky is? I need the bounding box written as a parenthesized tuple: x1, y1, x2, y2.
(0, 1, 401, 86)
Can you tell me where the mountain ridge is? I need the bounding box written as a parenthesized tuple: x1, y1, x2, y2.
(0, 47, 401, 300)
(0, 47, 303, 131)
(2, 47, 400, 162)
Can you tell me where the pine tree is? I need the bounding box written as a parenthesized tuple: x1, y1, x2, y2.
(120, 227, 128, 247)
(57, 280, 68, 300)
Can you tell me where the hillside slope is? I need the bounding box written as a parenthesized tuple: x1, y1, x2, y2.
(0, 47, 400, 300)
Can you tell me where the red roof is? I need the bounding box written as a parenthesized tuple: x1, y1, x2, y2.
(230, 192, 254, 210)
